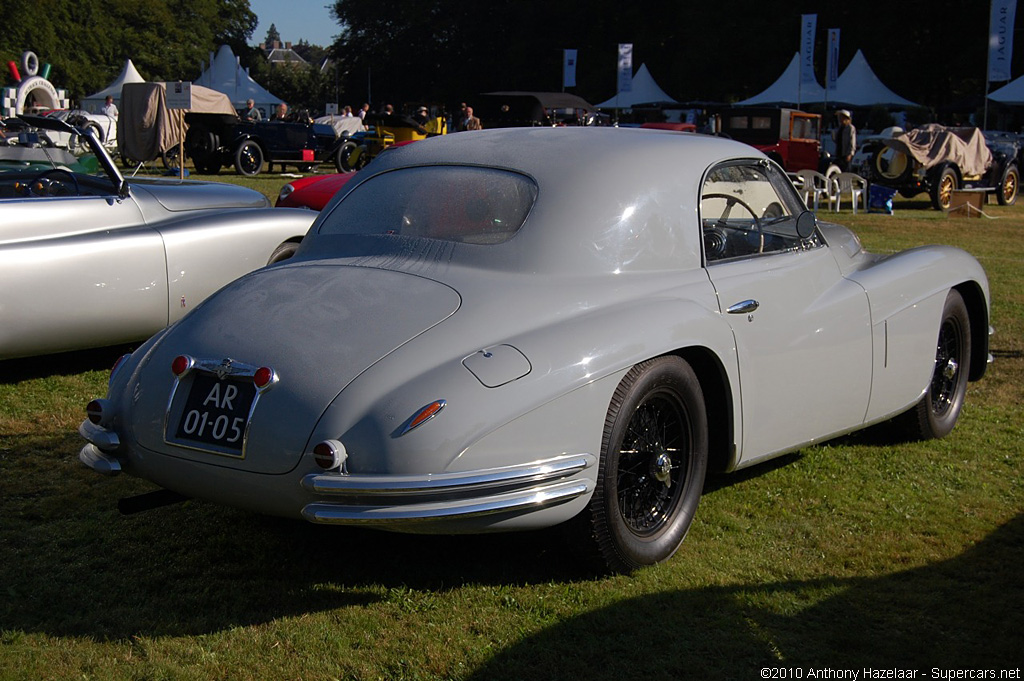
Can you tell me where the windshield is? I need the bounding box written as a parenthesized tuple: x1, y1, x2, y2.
(0, 114, 115, 198)
(318, 166, 538, 245)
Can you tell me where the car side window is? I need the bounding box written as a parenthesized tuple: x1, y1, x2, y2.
(700, 160, 818, 263)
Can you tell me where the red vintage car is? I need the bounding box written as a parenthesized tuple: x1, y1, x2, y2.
(276, 172, 356, 210)
(720, 107, 825, 174)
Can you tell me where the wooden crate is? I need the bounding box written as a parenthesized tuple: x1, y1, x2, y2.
(948, 190, 986, 217)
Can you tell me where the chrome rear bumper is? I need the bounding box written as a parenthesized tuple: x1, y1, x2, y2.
(300, 453, 595, 524)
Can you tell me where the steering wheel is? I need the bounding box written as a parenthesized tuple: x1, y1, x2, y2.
(29, 168, 81, 197)
(702, 192, 763, 254)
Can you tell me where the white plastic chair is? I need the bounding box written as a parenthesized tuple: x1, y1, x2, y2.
(795, 169, 835, 212)
(834, 172, 868, 213)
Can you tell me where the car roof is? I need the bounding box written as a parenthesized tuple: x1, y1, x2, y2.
(320, 127, 766, 276)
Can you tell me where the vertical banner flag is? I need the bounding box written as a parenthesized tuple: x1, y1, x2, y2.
(800, 14, 818, 86)
(826, 28, 840, 91)
(989, 0, 1018, 82)
(563, 49, 577, 88)
(618, 43, 633, 93)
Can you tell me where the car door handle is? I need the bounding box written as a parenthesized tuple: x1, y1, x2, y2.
(727, 299, 759, 314)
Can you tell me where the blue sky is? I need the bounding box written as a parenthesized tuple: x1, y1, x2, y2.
(249, 0, 340, 48)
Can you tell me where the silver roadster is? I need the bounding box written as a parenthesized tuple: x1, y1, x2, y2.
(1, 115, 315, 359)
(79, 128, 990, 572)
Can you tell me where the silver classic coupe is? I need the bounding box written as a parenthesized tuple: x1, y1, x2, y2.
(1, 115, 315, 360)
(79, 127, 990, 572)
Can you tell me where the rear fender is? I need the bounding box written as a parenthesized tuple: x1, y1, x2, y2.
(309, 296, 741, 478)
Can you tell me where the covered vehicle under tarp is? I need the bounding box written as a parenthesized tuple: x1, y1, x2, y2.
(117, 82, 236, 163)
(314, 115, 364, 138)
(884, 125, 992, 178)
(475, 92, 595, 127)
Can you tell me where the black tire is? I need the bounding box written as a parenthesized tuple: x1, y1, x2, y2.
(185, 127, 219, 158)
(930, 166, 958, 210)
(997, 163, 1019, 206)
(583, 356, 708, 573)
(336, 140, 363, 173)
(902, 290, 971, 440)
(85, 123, 103, 144)
(68, 128, 91, 153)
(267, 241, 300, 264)
(297, 163, 314, 173)
(120, 153, 138, 169)
(234, 140, 263, 176)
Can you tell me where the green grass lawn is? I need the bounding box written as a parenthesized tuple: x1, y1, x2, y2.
(1, 185, 1022, 680)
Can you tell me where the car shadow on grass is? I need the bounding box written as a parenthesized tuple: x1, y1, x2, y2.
(0, 443, 593, 639)
(463, 514, 1024, 678)
(0, 344, 138, 384)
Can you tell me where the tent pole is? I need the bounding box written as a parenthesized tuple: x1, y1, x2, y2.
(984, 36, 990, 131)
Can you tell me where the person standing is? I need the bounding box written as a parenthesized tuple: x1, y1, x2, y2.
(102, 95, 118, 119)
(463, 105, 482, 131)
(833, 109, 856, 172)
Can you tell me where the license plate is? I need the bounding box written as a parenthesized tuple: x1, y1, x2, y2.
(172, 372, 257, 454)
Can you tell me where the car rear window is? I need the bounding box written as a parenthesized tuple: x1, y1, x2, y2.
(317, 166, 538, 245)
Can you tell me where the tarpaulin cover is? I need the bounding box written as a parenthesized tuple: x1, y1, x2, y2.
(117, 82, 235, 162)
(883, 125, 992, 177)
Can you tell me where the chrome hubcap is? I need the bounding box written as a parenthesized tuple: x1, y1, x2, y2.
(652, 451, 673, 488)
(942, 358, 958, 381)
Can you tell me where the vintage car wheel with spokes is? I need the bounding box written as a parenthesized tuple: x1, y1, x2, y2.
(930, 166, 959, 210)
(234, 140, 264, 176)
(904, 289, 971, 439)
(585, 355, 708, 573)
(998, 163, 1019, 206)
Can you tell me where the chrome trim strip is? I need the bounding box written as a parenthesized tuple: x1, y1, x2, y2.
(301, 478, 591, 524)
(78, 419, 120, 450)
(301, 453, 595, 496)
(79, 443, 122, 476)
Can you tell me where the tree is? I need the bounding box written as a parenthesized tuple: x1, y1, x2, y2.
(265, 23, 281, 48)
(0, 0, 258, 103)
(327, 0, 1019, 114)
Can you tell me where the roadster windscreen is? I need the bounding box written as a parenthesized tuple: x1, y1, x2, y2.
(317, 166, 538, 245)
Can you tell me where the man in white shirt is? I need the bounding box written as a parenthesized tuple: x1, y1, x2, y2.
(102, 96, 118, 118)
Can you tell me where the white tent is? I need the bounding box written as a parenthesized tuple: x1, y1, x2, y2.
(596, 63, 678, 109)
(81, 59, 145, 113)
(989, 74, 1024, 104)
(737, 50, 916, 108)
(735, 53, 825, 106)
(197, 44, 282, 119)
(829, 50, 918, 108)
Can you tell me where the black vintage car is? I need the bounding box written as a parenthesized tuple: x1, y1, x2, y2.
(183, 112, 340, 176)
(854, 125, 1020, 209)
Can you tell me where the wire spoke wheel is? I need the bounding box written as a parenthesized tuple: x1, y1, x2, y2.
(900, 289, 972, 440)
(581, 355, 708, 573)
(929, 312, 964, 419)
(617, 392, 689, 536)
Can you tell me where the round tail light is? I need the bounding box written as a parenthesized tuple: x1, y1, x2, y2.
(171, 355, 192, 377)
(313, 440, 347, 471)
(253, 366, 276, 390)
(86, 399, 108, 425)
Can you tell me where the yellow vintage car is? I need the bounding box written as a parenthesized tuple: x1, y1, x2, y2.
(335, 110, 446, 172)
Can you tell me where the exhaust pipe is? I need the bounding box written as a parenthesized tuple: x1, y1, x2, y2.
(118, 489, 189, 515)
